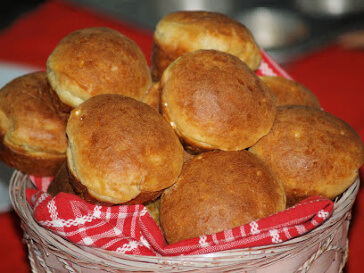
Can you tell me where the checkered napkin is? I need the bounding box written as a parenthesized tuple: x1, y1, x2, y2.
(27, 175, 334, 256)
(256, 50, 292, 79)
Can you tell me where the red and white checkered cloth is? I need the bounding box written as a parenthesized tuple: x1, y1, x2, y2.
(27, 176, 333, 257)
(256, 50, 292, 79)
(25, 52, 333, 256)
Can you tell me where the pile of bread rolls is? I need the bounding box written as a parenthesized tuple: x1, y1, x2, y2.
(1, 11, 363, 245)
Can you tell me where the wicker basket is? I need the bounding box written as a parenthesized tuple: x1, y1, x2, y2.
(9, 170, 360, 273)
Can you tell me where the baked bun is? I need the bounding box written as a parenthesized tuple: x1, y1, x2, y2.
(47, 27, 152, 108)
(249, 105, 364, 206)
(0, 72, 68, 176)
(66, 94, 184, 205)
(160, 150, 286, 244)
(160, 49, 276, 152)
(260, 76, 321, 108)
(152, 11, 261, 81)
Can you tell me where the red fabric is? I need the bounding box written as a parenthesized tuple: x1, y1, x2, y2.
(0, 212, 29, 273)
(0, 0, 363, 272)
(28, 177, 334, 256)
(0, 0, 153, 68)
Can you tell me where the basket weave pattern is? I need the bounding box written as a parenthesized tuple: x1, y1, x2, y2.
(10, 170, 359, 272)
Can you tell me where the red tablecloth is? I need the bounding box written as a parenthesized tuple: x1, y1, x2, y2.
(0, 1, 363, 272)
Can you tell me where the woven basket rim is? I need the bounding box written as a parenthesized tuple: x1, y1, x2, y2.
(9, 170, 360, 270)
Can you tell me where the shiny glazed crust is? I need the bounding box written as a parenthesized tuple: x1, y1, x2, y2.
(47, 27, 152, 108)
(66, 94, 184, 204)
(151, 11, 262, 81)
(160, 49, 276, 152)
(249, 105, 364, 206)
(160, 150, 286, 244)
(260, 76, 321, 108)
(0, 72, 67, 176)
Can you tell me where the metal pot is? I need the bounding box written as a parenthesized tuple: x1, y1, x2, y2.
(295, 0, 364, 17)
(149, 0, 244, 20)
(236, 7, 309, 50)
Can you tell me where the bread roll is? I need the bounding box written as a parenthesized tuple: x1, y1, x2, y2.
(0, 72, 67, 176)
(66, 94, 184, 205)
(47, 27, 152, 108)
(260, 76, 321, 108)
(160, 49, 276, 152)
(160, 150, 286, 244)
(151, 10, 262, 81)
(249, 105, 364, 206)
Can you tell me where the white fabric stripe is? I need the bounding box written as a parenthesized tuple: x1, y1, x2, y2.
(38, 214, 95, 227)
(212, 233, 219, 245)
(269, 229, 282, 244)
(48, 199, 58, 221)
(116, 240, 143, 253)
(250, 221, 260, 235)
(258, 61, 277, 77)
(240, 225, 246, 237)
(32, 192, 48, 211)
(224, 229, 234, 242)
(130, 208, 139, 238)
(296, 224, 307, 235)
(283, 227, 292, 240)
(199, 235, 209, 248)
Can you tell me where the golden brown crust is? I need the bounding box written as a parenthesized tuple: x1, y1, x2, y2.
(160, 150, 286, 244)
(0, 135, 65, 176)
(66, 94, 184, 204)
(0, 72, 67, 176)
(151, 11, 261, 81)
(160, 49, 276, 152)
(260, 76, 321, 108)
(47, 27, 152, 108)
(249, 105, 364, 206)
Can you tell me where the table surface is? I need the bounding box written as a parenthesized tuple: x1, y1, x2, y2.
(0, 1, 363, 272)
